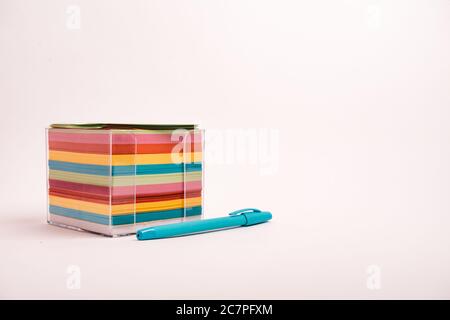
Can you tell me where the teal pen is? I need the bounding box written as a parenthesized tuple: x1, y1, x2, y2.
(136, 208, 272, 240)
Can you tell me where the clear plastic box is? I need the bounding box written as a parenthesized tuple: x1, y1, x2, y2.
(46, 124, 204, 237)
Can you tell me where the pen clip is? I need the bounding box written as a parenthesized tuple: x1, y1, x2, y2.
(228, 208, 261, 216)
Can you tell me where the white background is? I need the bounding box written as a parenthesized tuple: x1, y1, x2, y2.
(1, 0, 449, 299)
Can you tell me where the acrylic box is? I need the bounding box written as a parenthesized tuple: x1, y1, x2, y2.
(46, 124, 204, 236)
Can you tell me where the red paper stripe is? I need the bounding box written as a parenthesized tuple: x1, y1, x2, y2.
(48, 179, 202, 197)
(48, 140, 202, 155)
(49, 189, 201, 205)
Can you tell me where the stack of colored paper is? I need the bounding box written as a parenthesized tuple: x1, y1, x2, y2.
(46, 124, 203, 236)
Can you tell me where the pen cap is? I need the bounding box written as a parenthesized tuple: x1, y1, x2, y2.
(243, 211, 272, 226)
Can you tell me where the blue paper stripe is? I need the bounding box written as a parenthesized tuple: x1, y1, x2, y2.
(49, 205, 202, 226)
(48, 160, 202, 176)
(49, 205, 110, 224)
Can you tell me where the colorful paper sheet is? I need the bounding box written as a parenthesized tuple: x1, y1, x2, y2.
(47, 124, 203, 234)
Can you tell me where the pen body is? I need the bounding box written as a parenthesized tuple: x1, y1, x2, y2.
(137, 215, 246, 240)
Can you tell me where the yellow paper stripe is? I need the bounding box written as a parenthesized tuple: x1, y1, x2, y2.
(49, 195, 202, 216)
(48, 150, 203, 166)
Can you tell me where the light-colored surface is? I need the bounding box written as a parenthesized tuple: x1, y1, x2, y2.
(1, 0, 450, 299)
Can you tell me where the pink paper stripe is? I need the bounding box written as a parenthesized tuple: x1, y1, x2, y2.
(114, 181, 202, 196)
(48, 179, 202, 197)
(48, 132, 110, 144)
(48, 131, 203, 145)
